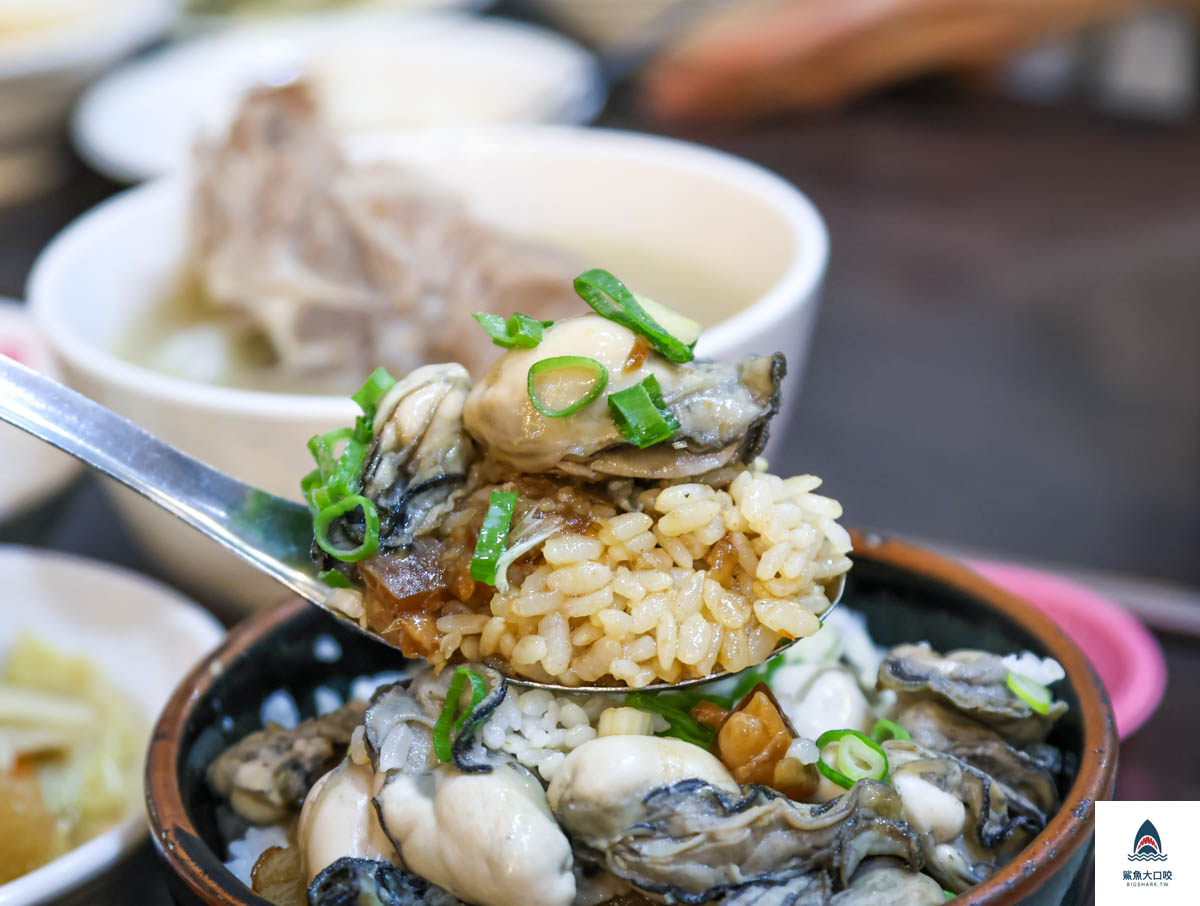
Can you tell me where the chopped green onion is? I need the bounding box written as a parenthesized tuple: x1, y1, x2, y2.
(608, 375, 680, 448)
(433, 668, 489, 762)
(870, 718, 910, 743)
(313, 495, 379, 563)
(301, 368, 397, 563)
(473, 312, 553, 349)
(625, 691, 716, 749)
(944, 891, 956, 901)
(318, 568, 353, 589)
(1006, 671, 1052, 715)
(527, 356, 608, 418)
(574, 269, 695, 364)
(816, 729, 889, 789)
(469, 492, 519, 585)
(351, 366, 398, 420)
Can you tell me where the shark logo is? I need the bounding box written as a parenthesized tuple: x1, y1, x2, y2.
(1128, 819, 1168, 862)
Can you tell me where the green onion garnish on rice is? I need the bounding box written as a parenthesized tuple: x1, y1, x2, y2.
(527, 356, 608, 418)
(301, 367, 396, 563)
(869, 718, 910, 744)
(470, 491, 520, 586)
(573, 268, 697, 364)
(815, 728, 890, 789)
(473, 312, 554, 349)
(1005, 671, 1053, 715)
(433, 667, 489, 762)
(608, 375, 680, 448)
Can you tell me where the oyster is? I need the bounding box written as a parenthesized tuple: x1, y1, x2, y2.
(363, 666, 506, 777)
(372, 764, 575, 906)
(884, 740, 1050, 893)
(362, 682, 439, 777)
(298, 758, 397, 882)
(207, 702, 364, 824)
(547, 735, 739, 847)
(462, 316, 784, 480)
(553, 777, 920, 903)
(830, 858, 945, 906)
(898, 700, 1061, 812)
(877, 644, 1066, 746)
(307, 857, 466, 906)
(365, 364, 477, 550)
(722, 872, 832, 906)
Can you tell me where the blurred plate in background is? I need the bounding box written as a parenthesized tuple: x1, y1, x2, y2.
(0, 300, 80, 523)
(179, 0, 494, 33)
(72, 11, 605, 182)
(0, 0, 175, 203)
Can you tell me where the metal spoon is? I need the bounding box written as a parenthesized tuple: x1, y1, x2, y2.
(0, 355, 842, 693)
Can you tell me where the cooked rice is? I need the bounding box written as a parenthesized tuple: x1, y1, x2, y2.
(472, 687, 664, 782)
(436, 463, 852, 687)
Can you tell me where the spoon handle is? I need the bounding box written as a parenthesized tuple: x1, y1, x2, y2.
(0, 354, 327, 603)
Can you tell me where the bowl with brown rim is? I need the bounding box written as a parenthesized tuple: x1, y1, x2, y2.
(146, 534, 1118, 906)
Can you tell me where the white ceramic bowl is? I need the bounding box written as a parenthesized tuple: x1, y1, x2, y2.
(73, 12, 604, 183)
(29, 126, 828, 609)
(0, 545, 223, 906)
(0, 0, 175, 199)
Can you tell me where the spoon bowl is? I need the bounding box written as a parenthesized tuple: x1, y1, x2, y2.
(0, 354, 833, 693)
(504, 571, 845, 692)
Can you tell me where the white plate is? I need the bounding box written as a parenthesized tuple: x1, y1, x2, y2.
(0, 545, 224, 906)
(0, 300, 80, 521)
(72, 11, 605, 183)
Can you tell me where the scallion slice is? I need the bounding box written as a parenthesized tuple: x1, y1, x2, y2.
(870, 718, 910, 744)
(625, 691, 716, 749)
(473, 312, 553, 349)
(574, 269, 695, 364)
(608, 375, 680, 448)
(469, 491, 519, 585)
(301, 368, 397, 563)
(816, 728, 889, 789)
(433, 667, 489, 762)
(527, 356, 608, 418)
(313, 494, 379, 563)
(352, 366, 398, 421)
(1005, 671, 1053, 715)
(318, 568, 353, 589)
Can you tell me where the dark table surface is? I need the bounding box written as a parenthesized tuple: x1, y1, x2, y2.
(3, 76, 1199, 905)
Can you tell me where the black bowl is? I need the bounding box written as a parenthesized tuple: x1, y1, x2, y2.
(147, 535, 1117, 906)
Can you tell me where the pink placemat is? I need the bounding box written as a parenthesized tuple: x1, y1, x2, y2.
(968, 560, 1166, 739)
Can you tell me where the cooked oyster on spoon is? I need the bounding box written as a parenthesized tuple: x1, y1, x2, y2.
(0, 272, 846, 691)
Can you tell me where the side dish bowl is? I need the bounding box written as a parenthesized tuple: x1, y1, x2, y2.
(146, 537, 1116, 906)
(0, 545, 223, 906)
(29, 126, 828, 609)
